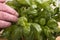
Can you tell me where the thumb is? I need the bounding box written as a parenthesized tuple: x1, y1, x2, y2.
(0, 0, 6, 3)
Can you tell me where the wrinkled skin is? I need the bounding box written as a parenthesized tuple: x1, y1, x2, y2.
(0, 0, 18, 28)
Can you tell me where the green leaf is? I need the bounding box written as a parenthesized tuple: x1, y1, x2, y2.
(31, 23, 42, 40)
(2, 25, 17, 39)
(23, 23, 31, 36)
(42, 26, 52, 37)
(31, 23, 42, 33)
(17, 17, 28, 26)
(39, 18, 46, 26)
(47, 18, 58, 29)
(11, 27, 22, 40)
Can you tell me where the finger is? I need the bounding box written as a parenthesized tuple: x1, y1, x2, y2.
(0, 11, 18, 22)
(0, 3, 19, 17)
(0, 20, 11, 28)
(56, 36, 60, 40)
(0, 0, 5, 3)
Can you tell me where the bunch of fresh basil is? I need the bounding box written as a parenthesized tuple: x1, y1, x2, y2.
(1, 0, 60, 40)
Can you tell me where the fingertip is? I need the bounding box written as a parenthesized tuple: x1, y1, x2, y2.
(15, 12, 19, 17)
(56, 36, 60, 40)
(13, 11, 19, 17)
(0, 20, 11, 28)
(12, 16, 18, 22)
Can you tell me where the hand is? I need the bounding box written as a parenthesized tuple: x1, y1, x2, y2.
(0, 0, 5, 3)
(56, 36, 60, 40)
(0, 0, 19, 28)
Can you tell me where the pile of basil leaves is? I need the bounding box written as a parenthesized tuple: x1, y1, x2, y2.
(1, 0, 60, 40)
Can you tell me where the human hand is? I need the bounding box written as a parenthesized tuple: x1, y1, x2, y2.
(0, 0, 5, 3)
(56, 36, 60, 40)
(0, 0, 18, 28)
